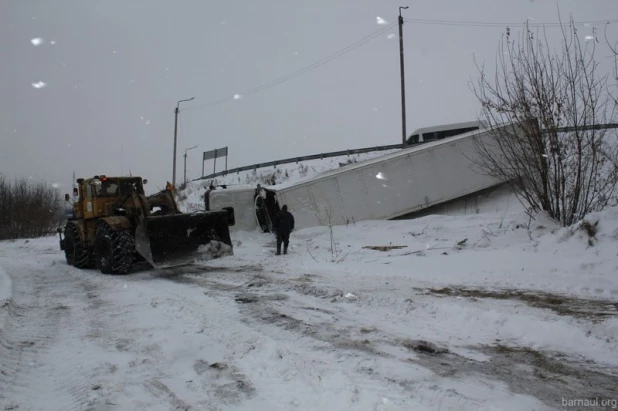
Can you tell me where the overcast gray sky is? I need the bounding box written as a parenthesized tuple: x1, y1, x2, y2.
(2, 0, 617, 193)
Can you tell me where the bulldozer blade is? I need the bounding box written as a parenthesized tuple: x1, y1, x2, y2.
(134, 211, 233, 269)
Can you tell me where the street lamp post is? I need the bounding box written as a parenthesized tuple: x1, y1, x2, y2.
(172, 97, 195, 188)
(398, 6, 409, 147)
(183, 145, 198, 186)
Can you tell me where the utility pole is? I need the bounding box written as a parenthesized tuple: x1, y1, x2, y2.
(172, 97, 195, 188)
(183, 145, 197, 186)
(398, 6, 409, 148)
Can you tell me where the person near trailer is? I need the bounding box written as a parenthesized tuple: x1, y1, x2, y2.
(274, 204, 294, 255)
(204, 183, 215, 211)
(254, 184, 270, 232)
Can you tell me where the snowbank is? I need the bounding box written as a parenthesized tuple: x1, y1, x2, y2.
(219, 203, 618, 368)
(0, 263, 13, 330)
(289, 205, 618, 299)
(0, 264, 12, 302)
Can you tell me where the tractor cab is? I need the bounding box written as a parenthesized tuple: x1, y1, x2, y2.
(91, 176, 146, 198)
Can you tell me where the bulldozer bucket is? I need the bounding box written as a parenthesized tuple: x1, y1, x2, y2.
(134, 210, 233, 269)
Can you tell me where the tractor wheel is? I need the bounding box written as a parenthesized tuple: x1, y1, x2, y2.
(64, 223, 90, 268)
(95, 222, 134, 275)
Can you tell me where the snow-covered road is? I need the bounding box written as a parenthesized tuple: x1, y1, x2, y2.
(1, 206, 618, 410)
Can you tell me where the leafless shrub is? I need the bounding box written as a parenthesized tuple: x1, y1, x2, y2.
(298, 163, 309, 178)
(470, 17, 618, 227)
(339, 157, 358, 167)
(302, 201, 348, 263)
(578, 219, 599, 246)
(0, 175, 64, 240)
(603, 23, 618, 105)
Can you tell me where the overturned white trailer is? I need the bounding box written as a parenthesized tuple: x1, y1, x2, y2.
(207, 121, 518, 232)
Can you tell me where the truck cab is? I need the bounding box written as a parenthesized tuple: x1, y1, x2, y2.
(205, 184, 280, 233)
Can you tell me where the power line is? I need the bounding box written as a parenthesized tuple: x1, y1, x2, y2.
(182, 17, 616, 112)
(403, 17, 618, 28)
(183, 23, 396, 112)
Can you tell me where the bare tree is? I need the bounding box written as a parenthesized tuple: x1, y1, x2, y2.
(604, 23, 618, 106)
(0, 175, 64, 240)
(470, 17, 618, 226)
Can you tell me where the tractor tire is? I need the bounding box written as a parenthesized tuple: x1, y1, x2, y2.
(95, 222, 134, 275)
(64, 223, 90, 268)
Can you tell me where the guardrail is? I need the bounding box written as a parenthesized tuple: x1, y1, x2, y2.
(193, 143, 407, 181)
(193, 122, 618, 182)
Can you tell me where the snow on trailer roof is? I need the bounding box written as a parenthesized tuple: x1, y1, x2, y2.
(409, 120, 487, 136)
(270, 126, 487, 191)
(208, 184, 257, 193)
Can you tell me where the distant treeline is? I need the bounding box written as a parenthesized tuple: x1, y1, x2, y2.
(0, 174, 65, 240)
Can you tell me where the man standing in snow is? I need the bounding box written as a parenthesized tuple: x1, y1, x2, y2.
(274, 204, 294, 255)
(204, 183, 215, 210)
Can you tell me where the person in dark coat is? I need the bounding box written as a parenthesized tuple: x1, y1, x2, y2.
(204, 184, 215, 211)
(274, 204, 294, 255)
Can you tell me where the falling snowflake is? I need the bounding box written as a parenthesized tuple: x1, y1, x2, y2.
(233, 94, 242, 100)
(52, 183, 59, 188)
(584, 35, 595, 42)
(50, 40, 57, 45)
(376, 17, 388, 25)
(376, 171, 388, 180)
(30, 38, 43, 46)
(31, 81, 47, 89)
(387, 33, 395, 40)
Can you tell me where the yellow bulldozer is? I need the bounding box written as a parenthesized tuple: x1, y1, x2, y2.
(57, 175, 233, 274)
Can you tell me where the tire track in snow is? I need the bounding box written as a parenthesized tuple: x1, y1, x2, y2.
(268, 278, 618, 410)
(57, 270, 263, 410)
(0, 260, 93, 410)
(170, 264, 614, 410)
(0, 247, 131, 411)
(159, 267, 440, 409)
(1, 241, 395, 409)
(128, 268, 406, 409)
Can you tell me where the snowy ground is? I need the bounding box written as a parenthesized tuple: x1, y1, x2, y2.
(1, 196, 618, 410)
